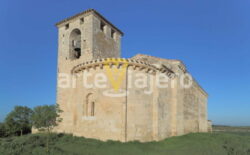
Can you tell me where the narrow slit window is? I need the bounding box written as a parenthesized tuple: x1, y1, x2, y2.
(91, 102, 95, 116)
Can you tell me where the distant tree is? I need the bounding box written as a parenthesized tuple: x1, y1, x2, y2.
(0, 123, 6, 137)
(4, 106, 33, 136)
(31, 104, 62, 133)
(31, 104, 62, 152)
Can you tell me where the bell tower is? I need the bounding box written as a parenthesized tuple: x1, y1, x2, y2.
(55, 10, 124, 133)
(56, 9, 123, 65)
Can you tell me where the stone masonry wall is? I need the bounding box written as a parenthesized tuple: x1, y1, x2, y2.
(54, 10, 209, 142)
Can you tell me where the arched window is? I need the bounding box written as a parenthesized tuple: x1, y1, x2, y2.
(85, 93, 95, 117)
(91, 102, 95, 116)
(69, 29, 81, 60)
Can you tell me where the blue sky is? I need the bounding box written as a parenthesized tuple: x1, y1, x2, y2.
(0, 0, 249, 126)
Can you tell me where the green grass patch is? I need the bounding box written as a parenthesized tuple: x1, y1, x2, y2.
(0, 132, 250, 155)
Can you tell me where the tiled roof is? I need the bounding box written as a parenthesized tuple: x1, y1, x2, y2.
(55, 9, 124, 36)
(132, 54, 181, 62)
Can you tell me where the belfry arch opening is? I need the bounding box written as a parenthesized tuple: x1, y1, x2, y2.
(69, 29, 82, 60)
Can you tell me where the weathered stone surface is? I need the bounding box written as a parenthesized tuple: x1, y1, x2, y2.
(52, 9, 210, 142)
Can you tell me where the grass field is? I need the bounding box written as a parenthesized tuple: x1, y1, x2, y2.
(1, 129, 250, 155)
(213, 125, 250, 133)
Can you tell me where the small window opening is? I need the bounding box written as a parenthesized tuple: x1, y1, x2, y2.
(91, 102, 95, 116)
(80, 17, 84, 24)
(100, 21, 105, 32)
(85, 93, 95, 117)
(65, 24, 69, 30)
(72, 40, 81, 59)
(111, 29, 115, 39)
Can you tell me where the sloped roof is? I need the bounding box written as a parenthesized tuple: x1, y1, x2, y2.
(55, 9, 124, 36)
(132, 54, 208, 96)
(132, 54, 182, 63)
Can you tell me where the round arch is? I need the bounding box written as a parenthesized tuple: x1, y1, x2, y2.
(69, 29, 81, 60)
(85, 93, 95, 116)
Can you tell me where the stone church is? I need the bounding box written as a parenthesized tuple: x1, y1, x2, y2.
(54, 9, 212, 142)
